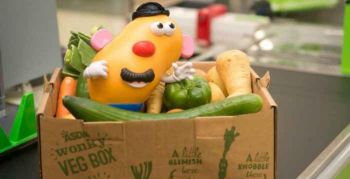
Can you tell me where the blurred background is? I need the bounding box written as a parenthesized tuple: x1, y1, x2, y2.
(55, 0, 345, 75)
(1, 0, 350, 178)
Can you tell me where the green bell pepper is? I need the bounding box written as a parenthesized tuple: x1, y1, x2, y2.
(164, 76, 211, 110)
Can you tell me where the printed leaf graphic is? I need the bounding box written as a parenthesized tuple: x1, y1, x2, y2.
(130, 161, 152, 179)
(218, 126, 239, 179)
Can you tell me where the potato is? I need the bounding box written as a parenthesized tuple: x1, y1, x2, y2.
(167, 108, 183, 113)
(195, 69, 208, 80)
(63, 114, 75, 120)
(209, 82, 225, 102)
(207, 66, 228, 96)
(216, 50, 252, 97)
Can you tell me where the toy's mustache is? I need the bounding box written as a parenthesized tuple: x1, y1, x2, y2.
(120, 68, 155, 83)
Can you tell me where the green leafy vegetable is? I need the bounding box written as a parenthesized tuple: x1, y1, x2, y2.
(78, 40, 96, 66)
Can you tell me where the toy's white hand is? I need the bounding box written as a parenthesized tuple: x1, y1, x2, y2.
(173, 62, 195, 80)
(83, 60, 108, 79)
(161, 62, 195, 83)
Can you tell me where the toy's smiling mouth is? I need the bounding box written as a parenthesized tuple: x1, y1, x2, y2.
(120, 68, 155, 88)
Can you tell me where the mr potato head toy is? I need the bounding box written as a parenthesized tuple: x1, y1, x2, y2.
(83, 2, 195, 111)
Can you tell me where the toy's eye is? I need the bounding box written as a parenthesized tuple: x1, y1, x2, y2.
(150, 22, 164, 36)
(169, 23, 175, 29)
(164, 22, 175, 36)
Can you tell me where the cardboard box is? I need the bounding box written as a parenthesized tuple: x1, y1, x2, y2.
(37, 62, 277, 179)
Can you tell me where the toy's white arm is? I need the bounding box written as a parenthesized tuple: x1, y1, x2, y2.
(161, 62, 195, 83)
(83, 60, 108, 79)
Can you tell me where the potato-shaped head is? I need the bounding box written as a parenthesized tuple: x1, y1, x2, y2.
(88, 2, 192, 104)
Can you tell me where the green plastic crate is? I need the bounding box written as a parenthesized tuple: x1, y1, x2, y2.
(269, 0, 338, 12)
(0, 92, 37, 156)
(341, 0, 350, 75)
(336, 162, 350, 179)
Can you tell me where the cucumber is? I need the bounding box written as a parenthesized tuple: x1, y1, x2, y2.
(76, 74, 89, 98)
(63, 94, 263, 122)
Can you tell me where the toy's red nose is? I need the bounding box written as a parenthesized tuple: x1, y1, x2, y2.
(132, 41, 156, 57)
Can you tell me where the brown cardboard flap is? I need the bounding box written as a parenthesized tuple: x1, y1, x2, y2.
(48, 68, 61, 92)
(250, 68, 260, 83)
(49, 68, 62, 115)
(37, 68, 61, 120)
(43, 74, 49, 92)
(260, 88, 277, 109)
(260, 71, 271, 88)
(250, 69, 276, 109)
(37, 92, 50, 120)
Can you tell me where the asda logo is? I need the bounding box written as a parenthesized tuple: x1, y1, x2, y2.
(53, 130, 116, 177)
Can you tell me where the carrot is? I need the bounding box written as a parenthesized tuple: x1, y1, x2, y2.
(216, 50, 252, 97)
(56, 77, 77, 118)
(209, 82, 225, 102)
(207, 66, 228, 96)
(146, 82, 165, 114)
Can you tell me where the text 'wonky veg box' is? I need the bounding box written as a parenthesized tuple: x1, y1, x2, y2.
(37, 62, 277, 179)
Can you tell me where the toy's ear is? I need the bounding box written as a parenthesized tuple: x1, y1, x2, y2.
(90, 29, 113, 51)
(181, 34, 195, 59)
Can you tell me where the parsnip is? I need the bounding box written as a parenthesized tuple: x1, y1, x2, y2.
(216, 50, 252, 97)
(146, 82, 165, 113)
(209, 82, 225, 102)
(146, 67, 174, 113)
(207, 66, 228, 96)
